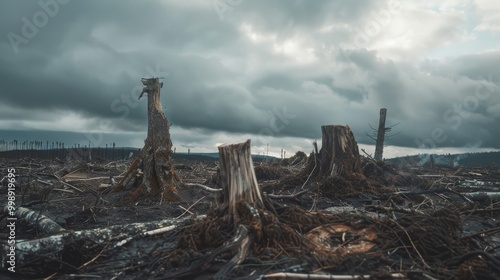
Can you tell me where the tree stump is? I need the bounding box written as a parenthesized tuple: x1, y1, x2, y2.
(112, 78, 183, 202)
(305, 125, 362, 179)
(166, 140, 264, 278)
(218, 139, 264, 229)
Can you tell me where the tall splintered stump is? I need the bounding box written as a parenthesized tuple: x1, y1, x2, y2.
(112, 78, 183, 202)
(218, 139, 264, 229)
(374, 108, 387, 162)
(305, 125, 362, 179)
(211, 140, 264, 276)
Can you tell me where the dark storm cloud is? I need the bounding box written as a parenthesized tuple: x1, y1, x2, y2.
(0, 0, 499, 153)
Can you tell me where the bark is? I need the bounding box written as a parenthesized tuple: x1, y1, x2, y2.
(111, 78, 183, 202)
(305, 125, 362, 179)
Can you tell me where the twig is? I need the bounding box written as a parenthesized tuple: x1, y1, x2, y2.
(360, 148, 375, 160)
(390, 218, 430, 268)
(264, 190, 307, 199)
(301, 150, 317, 190)
(52, 188, 75, 193)
(108, 225, 178, 251)
(176, 196, 205, 219)
(460, 226, 500, 239)
(54, 174, 84, 193)
(186, 183, 222, 192)
(178, 205, 194, 216)
(67, 176, 123, 182)
(36, 179, 53, 186)
(79, 241, 112, 269)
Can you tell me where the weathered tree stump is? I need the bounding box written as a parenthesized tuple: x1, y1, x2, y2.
(304, 125, 362, 179)
(112, 78, 183, 202)
(218, 139, 264, 228)
(165, 140, 265, 278)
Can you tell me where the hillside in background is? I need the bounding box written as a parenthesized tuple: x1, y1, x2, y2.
(387, 151, 500, 167)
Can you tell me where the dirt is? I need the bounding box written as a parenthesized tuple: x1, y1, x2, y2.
(1, 156, 499, 279)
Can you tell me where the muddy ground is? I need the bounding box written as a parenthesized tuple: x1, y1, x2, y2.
(1, 155, 499, 279)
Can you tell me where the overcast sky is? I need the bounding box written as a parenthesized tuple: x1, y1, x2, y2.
(1, 0, 499, 158)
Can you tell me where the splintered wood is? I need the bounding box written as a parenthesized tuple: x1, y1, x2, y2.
(218, 139, 264, 228)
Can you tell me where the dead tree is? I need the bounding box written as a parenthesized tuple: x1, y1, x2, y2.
(374, 108, 387, 161)
(112, 78, 183, 202)
(366, 108, 399, 161)
(305, 125, 362, 179)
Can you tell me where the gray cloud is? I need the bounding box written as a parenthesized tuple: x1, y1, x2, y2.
(0, 0, 499, 156)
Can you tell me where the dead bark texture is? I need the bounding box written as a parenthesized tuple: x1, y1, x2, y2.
(218, 139, 264, 228)
(305, 125, 362, 179)
(374, 108, 387, 162)
(112, 78, 183, 202)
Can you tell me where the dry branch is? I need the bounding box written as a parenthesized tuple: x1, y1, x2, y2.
(4, 206, 64, 234)
(0, 215, 198, 268)
(263, 272, 407, 279)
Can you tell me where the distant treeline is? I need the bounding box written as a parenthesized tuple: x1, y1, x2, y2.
(0, 147, 140, 161)
(0, 139, 140, 161)
(387, 151, 500, 167)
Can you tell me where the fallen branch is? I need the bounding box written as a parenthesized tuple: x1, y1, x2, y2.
(4, 206, 64, 234)
(263, 190, 307, 199)
(463, 192, 500, 202)
(54, 174, 84, 193)
(263, 272, 406, 279)
(365, 205, 425, 215)
(0, 215, 201, 268)
(67, 176, 124, 182)
(36, 179, 53, 186)
(185, 183, 222, 193)
(387, 188, 473, 203)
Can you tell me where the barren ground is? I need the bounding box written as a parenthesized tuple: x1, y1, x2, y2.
(1, 155, 499, 279)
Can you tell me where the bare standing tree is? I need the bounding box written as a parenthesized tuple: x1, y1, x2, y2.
(365, 108, 399, 161)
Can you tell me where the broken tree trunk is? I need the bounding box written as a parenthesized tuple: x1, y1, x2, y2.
(218, 139, 264, 229)
(374, 108, 387, 162)
(305, 125, 362, 179)
(111, 78, 183, 202)
(164, 140, 264, 279)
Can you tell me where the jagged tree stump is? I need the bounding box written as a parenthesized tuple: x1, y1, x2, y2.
(112, 78, 183, 202)
(218, 139, 264, 228)
(166, 140, 265, 278)
(305, 125, 362, 179)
